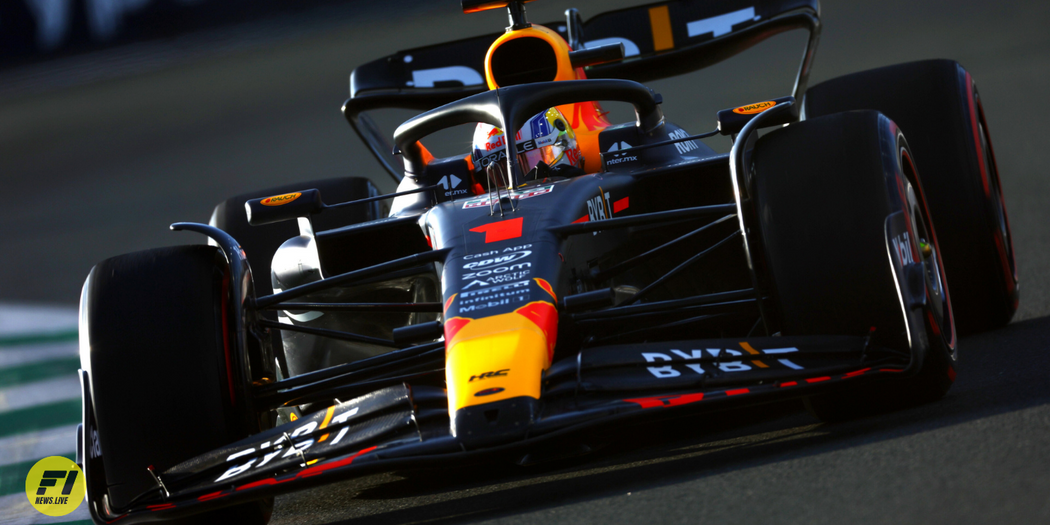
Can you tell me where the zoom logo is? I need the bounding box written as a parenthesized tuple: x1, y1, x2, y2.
(25, 456, 84, 516)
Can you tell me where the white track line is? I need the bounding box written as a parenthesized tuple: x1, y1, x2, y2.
(0, 304, 84, 524)
(0, 425, 80, 468)
(0, 305, 77, 338)
(0, 492, 90, 524)
(0, 343, 79, 369)
(0, 376, 81, 413)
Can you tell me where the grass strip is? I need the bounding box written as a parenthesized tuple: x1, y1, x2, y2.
(0, 399, 81, 440)
(0, 453, 76, 497)
(0, 357, 81, 387)
(0, 330, 79, 348)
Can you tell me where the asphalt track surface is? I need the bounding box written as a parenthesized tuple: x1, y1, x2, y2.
(1, 0, 1049, 523)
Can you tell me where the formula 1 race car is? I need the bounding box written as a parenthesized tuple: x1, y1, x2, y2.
(75, 0, 1018, 523)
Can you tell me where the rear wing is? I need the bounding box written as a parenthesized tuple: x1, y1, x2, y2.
(345, 0, 820, 181)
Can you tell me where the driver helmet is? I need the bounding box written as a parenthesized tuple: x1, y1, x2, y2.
(471, 108, 583, 186)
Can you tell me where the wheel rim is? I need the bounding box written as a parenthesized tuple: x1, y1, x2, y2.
(900, 145, 956, 354)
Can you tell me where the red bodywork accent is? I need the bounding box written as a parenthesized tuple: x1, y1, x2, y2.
(613, 197, 630, 213)
(535, 278, 557, 301)
(780, 381, 798, 388)
(965, 72, 990, 197)
(515, 301, 558, 361)
(237, 447, 378, 491)
(572, 215, 589, 223)
(623, 393, 705, 409)
(470, 217, 524, 243)
(443, 317, 473, 346)
(197, 491, 228, 502)
(299, 446, 377, 479)
(725, 388, 750, 396)
(805, 377, 831, 383)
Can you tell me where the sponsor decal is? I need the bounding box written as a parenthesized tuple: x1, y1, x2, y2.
(649, 5, 674, 51)
(485, 135, 505, 151)
(606, 154, 638, 166)
(642, 346, 802, 378)
(475, 387, 505, 397)
(458, 279, 533, 309)
(462, 258, 532, 278)
(89, 428, 101, 459)
(438, 174, 468, 197)
(587, 191, 612, 222)
(462, 185, 554, 209)
(463, 244, 533, 260)
(460, 279, 531, 296)
(25, 456, 84, 517)
(733, 100, 777, 115)
(408, 65, 484, 88)
(669, 128, 700, 154)
(474, 148, 508, 169)
(261, 192, 301, 206)
(462, 264, 532, 281)
(475, 136, 550, 163)
(469, 217, 524, 243)
(462, 250, 532, 270)
(458, 282, 530, 312)
(580, 188, 629, 234)
(687, 7, 760, 39)
(215, 405, 362, 482)
(892, 231, 916, 267)
(469, 369, 509, 382)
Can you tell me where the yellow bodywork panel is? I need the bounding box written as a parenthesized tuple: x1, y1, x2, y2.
(445, 310, 553, 415)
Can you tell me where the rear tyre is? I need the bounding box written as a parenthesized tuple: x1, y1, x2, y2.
(751, 110, 956, 422)
(806, 59, 1018, 335)
(80, 245, 270, 523)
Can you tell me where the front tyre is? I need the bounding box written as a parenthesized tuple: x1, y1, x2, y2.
(751, 110, 956, 422)
(79, 245, 270, 523)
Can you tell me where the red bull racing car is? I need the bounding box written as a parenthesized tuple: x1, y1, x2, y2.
(75, 0, 1018, 522)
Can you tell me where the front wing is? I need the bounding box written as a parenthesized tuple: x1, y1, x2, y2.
(82, 334, 913, 523)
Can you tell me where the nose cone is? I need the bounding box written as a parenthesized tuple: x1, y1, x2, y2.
(444, 300, 557, 446)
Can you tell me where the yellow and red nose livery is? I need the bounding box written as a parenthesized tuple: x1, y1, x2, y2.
(443, 300, 558, 415)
